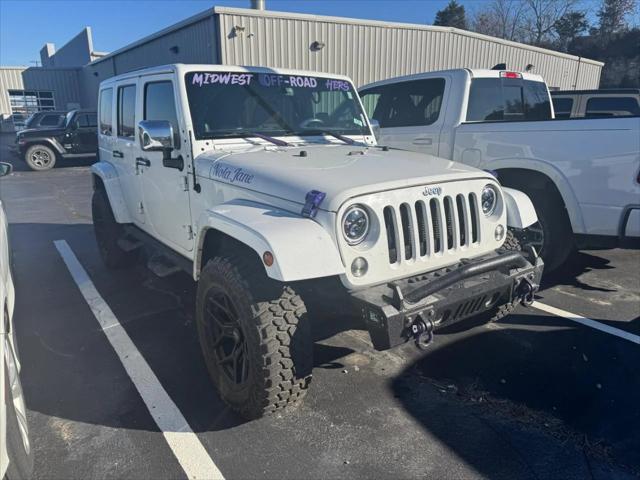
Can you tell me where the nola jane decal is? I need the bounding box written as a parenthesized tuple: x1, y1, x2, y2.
(212, 163, 254, 185)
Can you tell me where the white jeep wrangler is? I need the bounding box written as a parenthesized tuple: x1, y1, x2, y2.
(92, 64, 543, 419)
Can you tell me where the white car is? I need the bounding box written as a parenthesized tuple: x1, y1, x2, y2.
(0, 162, 33, 480)
(360, 69, 640, 271)
(92, 64, 543, 419)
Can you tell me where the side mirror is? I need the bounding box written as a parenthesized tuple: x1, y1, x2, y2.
(0, 162, 13, 177)
(138, 120, 174, 152)
(369, 118, 381, 140)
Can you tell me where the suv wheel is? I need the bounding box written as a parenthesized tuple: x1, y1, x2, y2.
(25, 144, 57, 171)
(92, 186, 137, 269)
(196, 252, 312, 419)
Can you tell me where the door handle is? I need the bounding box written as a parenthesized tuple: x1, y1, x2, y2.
(136, 157, 151, 167)
(112, 150, 124, 158)
(412, 137, 433, 146)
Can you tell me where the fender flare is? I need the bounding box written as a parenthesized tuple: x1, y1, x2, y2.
(489, 159, 585, 234)
(502, 187, 537, 229)
(24, 137, 65, 155)
(194, 199, 345, 282)
(90, 161, 132, 224)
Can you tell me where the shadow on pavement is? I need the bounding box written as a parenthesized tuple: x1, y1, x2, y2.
(391, 321, 640, 476)
(10, 222, 361, 435)
(541, 250, 616, 292)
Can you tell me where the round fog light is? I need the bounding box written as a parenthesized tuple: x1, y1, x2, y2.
(351, 257, 368, 277)
(494, 225, 505, 241)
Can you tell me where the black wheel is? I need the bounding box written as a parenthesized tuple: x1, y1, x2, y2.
(196, 252, 312, 420)
(4, 362, 34, 480)
(479, 229, 521, 323)
(24, 144, 56, 171)
(92, 186, 137, 269)
(519, 188, 573, 273)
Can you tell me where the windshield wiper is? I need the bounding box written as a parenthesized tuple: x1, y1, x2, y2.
(301, 129, 356, 145)
(241, 132, 291, 147)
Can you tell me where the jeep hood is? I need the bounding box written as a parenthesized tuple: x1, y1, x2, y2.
(195, 144, 490, 212)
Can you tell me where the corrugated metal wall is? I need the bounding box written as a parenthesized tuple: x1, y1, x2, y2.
(79, 16, 218, 109)
(0, 67, 82, 131)
(216, 9, 602, 89)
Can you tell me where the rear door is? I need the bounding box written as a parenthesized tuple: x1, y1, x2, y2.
(360, 77, 447, 156)
(112, 82, 145, 224)
(136, 75, 193, 252)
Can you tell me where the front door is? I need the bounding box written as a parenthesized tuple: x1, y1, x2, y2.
(71, 112, 98, 154)
(136, 76, 193, 253)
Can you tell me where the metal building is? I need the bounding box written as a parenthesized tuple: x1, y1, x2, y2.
(1, 5, 604, 131)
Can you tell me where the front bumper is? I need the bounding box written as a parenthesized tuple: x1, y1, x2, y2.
(352, 249, 544, 350)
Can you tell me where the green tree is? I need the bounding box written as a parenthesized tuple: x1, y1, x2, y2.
(434, 0, 468, 29)
(597, 0, 637, 38)
(553, 11, 589, 51)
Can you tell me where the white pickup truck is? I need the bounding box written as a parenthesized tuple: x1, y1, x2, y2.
(92, 64, 542, 419)
(360, 69, 640, 271)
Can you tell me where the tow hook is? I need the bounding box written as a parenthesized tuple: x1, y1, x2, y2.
(411, 317, 435, 350)
(518, 277, 538, 307)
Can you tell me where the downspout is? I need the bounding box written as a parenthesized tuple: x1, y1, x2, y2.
(573, 57, 581, 90)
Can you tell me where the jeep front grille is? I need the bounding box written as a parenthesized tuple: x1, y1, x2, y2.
(383, 194, 480, 264)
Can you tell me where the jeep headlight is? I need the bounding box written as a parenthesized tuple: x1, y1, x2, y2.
(481, 184, 499, 216)
(342, 205, 369, 245)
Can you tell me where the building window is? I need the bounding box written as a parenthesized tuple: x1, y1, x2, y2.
(8, 90, 56, 129)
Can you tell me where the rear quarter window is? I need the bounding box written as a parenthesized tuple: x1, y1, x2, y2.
(585, 97, 640, 117)
(466, 78, 552, 122)
(99, 88, 113, 135)
(552, 97, 573, 119)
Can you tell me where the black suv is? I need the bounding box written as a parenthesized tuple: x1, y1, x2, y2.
(15, 110, 98, 171)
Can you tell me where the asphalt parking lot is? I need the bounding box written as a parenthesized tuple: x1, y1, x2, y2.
(1, 132, 639, 479)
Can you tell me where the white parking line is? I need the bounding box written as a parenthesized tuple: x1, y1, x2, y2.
(533, 301, 640, 345)
(54, 240, 225, 480)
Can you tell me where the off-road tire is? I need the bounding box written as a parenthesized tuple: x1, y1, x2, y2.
(480, 230, 521, 323)
(4, 365, 34, 480)
(24, 144, 57, 171)
(196, 252, 312, 420)
(92, 186, 136, 269)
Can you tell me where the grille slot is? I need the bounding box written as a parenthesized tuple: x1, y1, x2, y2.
(444, 196, 455, 250)
(415, 201, 428, 256)
(383, 206, 398, 264)
(469, 193, 479, 243)
(456, 194, 467, 247)
(430, 199, 442, 254)
(399, 203, 414, 260)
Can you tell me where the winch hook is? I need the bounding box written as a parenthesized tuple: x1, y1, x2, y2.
(518, 278, 538, 307)
(411, 317, 435, 350)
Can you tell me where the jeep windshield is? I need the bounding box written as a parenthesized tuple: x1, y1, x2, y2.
(185, 71, 370, 141)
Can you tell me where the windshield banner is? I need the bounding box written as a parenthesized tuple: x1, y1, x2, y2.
(190, 72, 350, 91)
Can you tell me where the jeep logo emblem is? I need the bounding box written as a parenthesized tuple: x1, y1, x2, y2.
(422, 186, 442, 197)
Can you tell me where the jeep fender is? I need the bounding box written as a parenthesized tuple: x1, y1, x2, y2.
(194, 200, 345, 282)
(90, 162, 132, 224)
(502, 187, 537, 229)
(487, 159, 585, 234)
(25, 137, 65, 155)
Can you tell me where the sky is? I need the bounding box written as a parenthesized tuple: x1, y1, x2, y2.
(0, 0, 620, 66)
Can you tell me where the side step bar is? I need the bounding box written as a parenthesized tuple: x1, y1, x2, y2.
(121, 225, 193, 278)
